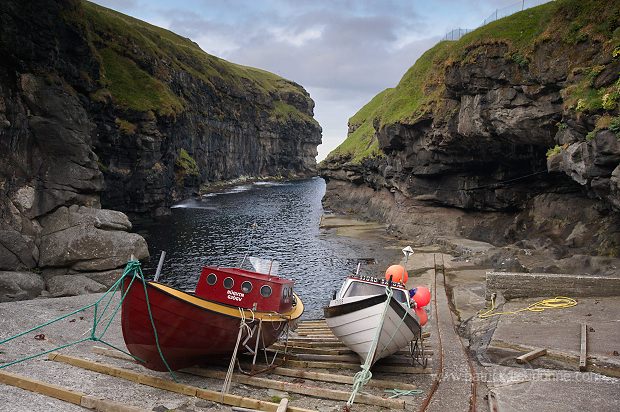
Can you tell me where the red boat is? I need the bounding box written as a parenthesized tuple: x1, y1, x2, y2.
(121, 259, 304, 371)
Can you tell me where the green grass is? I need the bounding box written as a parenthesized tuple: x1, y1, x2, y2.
(77, 1, 316, 124)
(330, 0, 620, 163)
(100, 48, 183, 115)
(175, 149, 199, 177)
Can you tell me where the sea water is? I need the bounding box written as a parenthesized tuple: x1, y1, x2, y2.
(135, 177, 389, 319)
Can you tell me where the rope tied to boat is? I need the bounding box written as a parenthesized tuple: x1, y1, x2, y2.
(478, 295, 577, 319)
(0, 259, 178, 381)
(221, 307, 254, 397)
(346, 287, 394, 409)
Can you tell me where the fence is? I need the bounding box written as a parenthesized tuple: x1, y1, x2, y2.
(441, 0, 552, 42)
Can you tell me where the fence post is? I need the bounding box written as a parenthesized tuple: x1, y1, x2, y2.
(495, 9, 498, 20)
(522, 0, 525, 11)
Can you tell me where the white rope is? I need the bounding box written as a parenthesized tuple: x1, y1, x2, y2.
(221, 308, 253, 397)
(346, 287, 394, 408)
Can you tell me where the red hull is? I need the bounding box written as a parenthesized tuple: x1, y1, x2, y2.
(121, 278, 302, 371)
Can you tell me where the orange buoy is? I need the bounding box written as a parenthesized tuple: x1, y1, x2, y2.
(413, 286, 431, 307)
(385, 264, 408, 284)
(415, 307, 428, 326)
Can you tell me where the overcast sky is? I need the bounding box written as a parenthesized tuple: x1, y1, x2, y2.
(92, 0, 535, 160)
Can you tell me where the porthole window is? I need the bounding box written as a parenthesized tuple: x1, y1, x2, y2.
(223, 277, 234, 289)
(241, 281, 253, 293)
(260, 285, 272, 298)
(206, 273, 217, 286)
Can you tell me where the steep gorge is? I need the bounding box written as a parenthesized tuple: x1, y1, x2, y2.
(320, 0, 620, 274)
(0, 0, 321, 300)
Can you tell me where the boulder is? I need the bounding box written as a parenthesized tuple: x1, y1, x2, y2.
(0, 271, 45, 302)
(46, 274, 107, 297)
(80, 268, 124, 288)
(0, 229, 37, 270)
(39, 206, 148, 271)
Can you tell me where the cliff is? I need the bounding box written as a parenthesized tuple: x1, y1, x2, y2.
(320, 0, 620, 273)
(0, 0, 321, 300)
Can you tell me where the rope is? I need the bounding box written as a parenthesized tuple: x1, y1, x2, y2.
(478, 295, 577, 319)
(346, 287, 394, 409)
(0, 259, 177, 382)
(384, 389, 424, 398)
(222, 307, 253, 397)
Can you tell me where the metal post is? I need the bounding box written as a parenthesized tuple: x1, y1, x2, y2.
(522, 0, 525, 11)
(495, 9, 498, 20)
(153, 251, 166, 282)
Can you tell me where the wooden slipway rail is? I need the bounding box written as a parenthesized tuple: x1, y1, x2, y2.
(0, 318, 435, 411)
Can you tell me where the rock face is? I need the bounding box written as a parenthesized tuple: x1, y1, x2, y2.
(320, 0, 620, 269)
(0, 0, 320, 298)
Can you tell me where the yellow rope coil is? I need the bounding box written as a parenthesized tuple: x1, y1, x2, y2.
(478, 295, 577, 319)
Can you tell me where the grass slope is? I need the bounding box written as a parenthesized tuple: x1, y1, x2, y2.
(73, 1, 314, 122)
(329, 0, 620, 163)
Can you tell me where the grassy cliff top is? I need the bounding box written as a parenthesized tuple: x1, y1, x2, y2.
(69, 1, 315, 122)
(328, 0, 620, 163)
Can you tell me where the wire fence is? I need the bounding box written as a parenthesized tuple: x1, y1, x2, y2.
(441, 0, 552, 42)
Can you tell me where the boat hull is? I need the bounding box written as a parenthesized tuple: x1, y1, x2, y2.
(121, 278, 300, 371)
(324, 294, 420, 365)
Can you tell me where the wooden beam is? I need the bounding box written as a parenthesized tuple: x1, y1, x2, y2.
(91, 346, 418, 391)
(0, 369, 146, 411)
(580, 323, 587, 372)
(276, 398, 289, 412)
(266, 367, 418, 391)
(281, 359, 431, 374)
(272, 344, 353, 355)
(515, 348, 547, 364)
(276, 341, 347, 349)
(48, 353, 316, 412)
(185, 368, 405, 409)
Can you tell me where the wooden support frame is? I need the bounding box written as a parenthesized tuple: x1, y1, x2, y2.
(0, 369, 146, 411)
(48, 353, 317, 412)
(580, 323, 587, 372)
(515, 348, 547, 364)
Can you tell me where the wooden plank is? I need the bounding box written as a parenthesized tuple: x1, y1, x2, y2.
(0, 369, 84, 405)
(285, 336, 339, 342)
(0, 369, 146, 411)
(80, 395, 149, 411)
(266, 367, 418, 390)
(580, 323, 587, 372)
(288, 353, 417, 366)
(296, 332, 335, 337)
(276, 398, 289, 412)
(49, 353, 316, 412)
(515, 348, 547, 364)
(185, 367, 405, 409)
(272, 345, 353, 355)
(276, 341, 347, 349)
(281, 359, 431, 374)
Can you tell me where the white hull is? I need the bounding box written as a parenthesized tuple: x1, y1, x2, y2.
(324, 294, 420, 365)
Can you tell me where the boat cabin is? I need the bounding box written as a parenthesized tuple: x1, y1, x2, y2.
(335, 275, 410, 307)
(195, 265, 295, 313)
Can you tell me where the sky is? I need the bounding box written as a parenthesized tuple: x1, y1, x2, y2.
(92, 0, 536, 160)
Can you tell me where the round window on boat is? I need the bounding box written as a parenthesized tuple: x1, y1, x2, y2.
(260, 285, 272, 298)
(206, 273, 217, 286)
(223, 277, 234, 289)
(241, 281, 253, 293)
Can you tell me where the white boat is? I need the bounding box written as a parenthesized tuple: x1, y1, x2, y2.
(324, 273, 422, 366)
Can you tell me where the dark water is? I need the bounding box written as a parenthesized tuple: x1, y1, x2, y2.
(134, 177, 394, 319)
